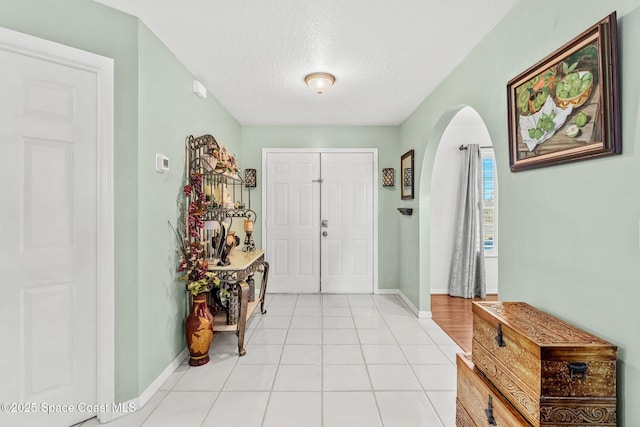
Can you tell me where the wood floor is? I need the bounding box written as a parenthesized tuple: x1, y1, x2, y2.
(431, 294, 498, 353)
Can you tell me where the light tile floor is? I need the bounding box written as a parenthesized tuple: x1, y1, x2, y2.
(79, 293, 462, 427)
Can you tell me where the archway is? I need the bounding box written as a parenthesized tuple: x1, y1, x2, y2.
(417, 106, 497, 314)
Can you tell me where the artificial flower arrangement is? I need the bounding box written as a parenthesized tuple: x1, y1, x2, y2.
(171, 173, 220, 296)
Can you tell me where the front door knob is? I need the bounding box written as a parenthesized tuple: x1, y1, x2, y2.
(322, 231, 328, 237)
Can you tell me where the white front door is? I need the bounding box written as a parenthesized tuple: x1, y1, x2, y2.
(0, 41, 98, 426)
(265, 152, 321, 293)
(264, 150, 375, 293)
(320, 153, 374, 293)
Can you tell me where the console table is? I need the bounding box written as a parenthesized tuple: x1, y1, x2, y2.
(208, 249, 269, 356)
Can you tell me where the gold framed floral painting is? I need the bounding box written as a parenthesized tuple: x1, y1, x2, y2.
(507, 12, 621, 172)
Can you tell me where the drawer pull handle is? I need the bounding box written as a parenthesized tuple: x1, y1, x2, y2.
(495, 323, 506, 348)
(484, 395, 497, 426)
(568, 362, 588, 380)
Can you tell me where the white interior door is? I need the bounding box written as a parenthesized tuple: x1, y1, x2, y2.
(264, 150, 375, 294)
(0, 43, 98, 426)
(265, 152, 321, 293)
(320, 153, 374, 293)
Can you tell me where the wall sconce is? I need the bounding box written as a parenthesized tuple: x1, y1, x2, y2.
(305, 72, 335, 94)
(382, 168, 395, 187)
(245, 168, 257, 187)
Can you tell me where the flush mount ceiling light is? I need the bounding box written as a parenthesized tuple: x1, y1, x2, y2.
(304, 72, 335, 94)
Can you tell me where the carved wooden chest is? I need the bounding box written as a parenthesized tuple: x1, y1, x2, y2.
(469, 301, 617, 426)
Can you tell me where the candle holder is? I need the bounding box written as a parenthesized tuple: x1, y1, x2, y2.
(243, 219, 256, 252)
(203, 220, 219, 259)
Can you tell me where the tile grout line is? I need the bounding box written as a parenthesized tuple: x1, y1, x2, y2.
(372, 294, 450, 426)
(384, 298, 451, 427)
(137, 385, 173, 427)
(354, 295, 385, 427)
(197, 319, 243, 427)
(320, 295, 324, 427)
(259, 293, 296, 427)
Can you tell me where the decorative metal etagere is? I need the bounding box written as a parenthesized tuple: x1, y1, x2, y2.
(185, 134, 256, 256)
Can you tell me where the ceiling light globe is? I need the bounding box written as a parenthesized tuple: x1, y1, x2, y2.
(305, 72, 335, 94)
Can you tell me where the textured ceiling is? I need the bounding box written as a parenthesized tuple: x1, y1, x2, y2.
(95, 0, 518, 126)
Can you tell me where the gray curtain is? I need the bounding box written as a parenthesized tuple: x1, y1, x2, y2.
(448, 144, 486, 298)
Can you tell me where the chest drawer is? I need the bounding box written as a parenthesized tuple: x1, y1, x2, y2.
(456, 353, 531, 427)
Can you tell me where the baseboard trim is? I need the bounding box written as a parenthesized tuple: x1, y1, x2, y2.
(375, 289, 432, 319)
(431, 288, 499, 295)
(111, 348, 188, 421)
(374, 288, 398, 295)
(139, 348, 188, 407)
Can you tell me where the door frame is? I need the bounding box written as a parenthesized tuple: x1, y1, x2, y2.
(262, 148, 379, 293)
(0, 27, 115, 422)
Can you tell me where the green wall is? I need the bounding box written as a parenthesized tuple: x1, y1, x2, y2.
(401, 2, 640, 424)
(241, 126, 401, 290)
(136, 23, 241, 392)
(0, 0, 241, 403)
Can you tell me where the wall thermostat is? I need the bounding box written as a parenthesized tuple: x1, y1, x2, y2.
(156, 154, 169, 173)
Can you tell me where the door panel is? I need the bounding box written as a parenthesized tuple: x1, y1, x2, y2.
(266, 152, 320, 293)
(25, 138, 74, 249)
(320, 153, 374, 293)
(24, 283, 73, 398)
(0, 47, 97, 427)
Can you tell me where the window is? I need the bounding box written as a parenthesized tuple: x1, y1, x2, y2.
(481, 148, 498, 255)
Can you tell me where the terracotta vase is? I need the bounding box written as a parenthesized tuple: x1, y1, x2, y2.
(185, 293, 214, 366)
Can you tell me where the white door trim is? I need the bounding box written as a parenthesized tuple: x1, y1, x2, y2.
(0, 27, 115, 422)
(261, 148, 379, 293)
